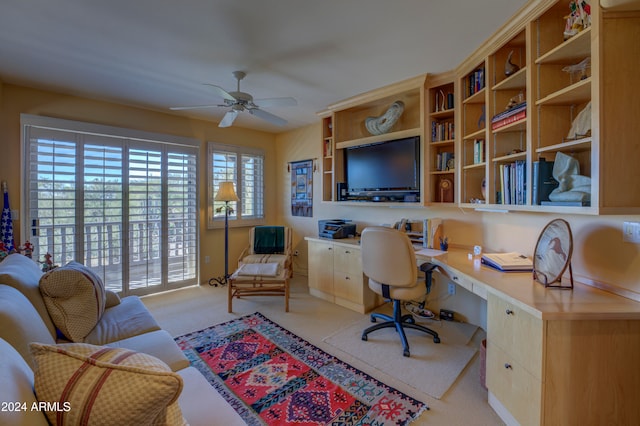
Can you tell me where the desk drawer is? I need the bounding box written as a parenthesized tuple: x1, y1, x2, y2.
(487, 342, 541, 426)
(333, 245, 361, 275)
(487, 293, 542, 379)
(333, 272, 363, 304)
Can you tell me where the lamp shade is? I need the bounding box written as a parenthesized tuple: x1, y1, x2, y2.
(215, 181, 239, 202)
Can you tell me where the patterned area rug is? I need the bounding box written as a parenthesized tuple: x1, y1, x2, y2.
(175, 312, 427, 426)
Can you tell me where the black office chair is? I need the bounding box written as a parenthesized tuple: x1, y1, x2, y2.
(360, 227, 440, 357)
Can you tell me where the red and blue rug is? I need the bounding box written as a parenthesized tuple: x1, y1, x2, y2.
(175, 312, 427, 425)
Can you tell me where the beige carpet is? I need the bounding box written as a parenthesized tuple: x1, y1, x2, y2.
(323, 305, 478, 400)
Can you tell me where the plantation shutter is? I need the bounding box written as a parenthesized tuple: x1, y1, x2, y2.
(167, 151, 198, 282)
(27, 128, 79, 264)
(128, 147, 163, 289)
(208, 142, 265, 227)
(83, 139, 124, 289)
(240, 152, 264, 220)
(212, 149, 238, 219)
(23, 115, 199, 296)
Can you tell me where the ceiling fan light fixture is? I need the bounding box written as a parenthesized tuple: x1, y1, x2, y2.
(170, 70, 295, 128)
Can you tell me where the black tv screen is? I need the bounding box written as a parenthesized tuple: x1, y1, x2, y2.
(345, 136, 420, 195)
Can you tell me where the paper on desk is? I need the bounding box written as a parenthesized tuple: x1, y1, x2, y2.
(414, 248, 447, 257)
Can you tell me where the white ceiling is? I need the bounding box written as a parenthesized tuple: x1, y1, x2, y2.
(0, 0, 528, 133)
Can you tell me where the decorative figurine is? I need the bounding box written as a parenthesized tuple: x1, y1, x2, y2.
(562, 57, 590, 84)
(564, 0, 591, 40)
(504, 50, 520, 76)
(0, 242, 8, 262)
(41, 252, 57, 272)
(548, 152, 591, 203)
(19, 241, 34, 258)
(365, 101, 405, 135)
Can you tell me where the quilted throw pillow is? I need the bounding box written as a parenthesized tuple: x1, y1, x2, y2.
(30, 342, 186, 426)
(39, 261, 106, 342)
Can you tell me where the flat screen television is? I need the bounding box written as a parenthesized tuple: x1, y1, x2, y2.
(344, 136, 420, 201)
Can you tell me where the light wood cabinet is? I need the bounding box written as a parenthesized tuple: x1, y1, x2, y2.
(307, 239, 334, 295)
(486, 290, 640, 425)
(319, 0, 640, 214)
(487, 293, 543, 426)
(454, 0, 640, 213)
(306, 238, 379, 313)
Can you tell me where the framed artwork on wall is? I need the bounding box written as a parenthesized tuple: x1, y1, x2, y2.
(290, 159, 313, 217)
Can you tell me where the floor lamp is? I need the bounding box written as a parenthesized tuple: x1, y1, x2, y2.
(210, 181, 239, 286)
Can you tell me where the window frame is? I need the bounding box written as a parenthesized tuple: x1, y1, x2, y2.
(207, 142, 265, 229)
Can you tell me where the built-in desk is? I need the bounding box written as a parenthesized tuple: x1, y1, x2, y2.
(306, 238, 640, 425)
(419, 248, 640, 426)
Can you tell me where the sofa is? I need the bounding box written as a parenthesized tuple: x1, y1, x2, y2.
(0, 253, 245, 426)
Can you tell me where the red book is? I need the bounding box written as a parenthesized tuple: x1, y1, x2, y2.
(491, 110, 526, 130)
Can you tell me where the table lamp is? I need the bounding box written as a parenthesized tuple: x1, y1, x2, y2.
(212, 181, 239, 286)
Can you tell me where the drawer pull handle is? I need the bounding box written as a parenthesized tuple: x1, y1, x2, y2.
(328, 247, 332, 250)
(504, 363, 512, 370)
(345, 250, 351, 254)
(453, 276, 458, 281)
(345, 276, 350, 280)
(505, 309, 514, 315)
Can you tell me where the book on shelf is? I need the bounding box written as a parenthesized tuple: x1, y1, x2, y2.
(499, 160, 526, 205)
(491, 110, 526, 130)
(467, 68, 485, 97)
(481, 252, 533, 272)
(436, 151, 454, 171)
(473, 139, 485, 164)
(323, 139, 332, 157)
(431, 120, 455, 142)
(491, 102, 526, 123)
(532, 159, 558, 205)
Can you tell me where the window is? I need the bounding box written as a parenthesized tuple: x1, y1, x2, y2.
(22, 115, 199, 296)
(208, 142, 265, 228)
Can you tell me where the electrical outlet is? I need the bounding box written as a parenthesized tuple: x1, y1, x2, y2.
(448, 283, 456, 295)
(294, 250, 299, 256)
(204, 256, 210, 264)
(623, 221, 640, 243)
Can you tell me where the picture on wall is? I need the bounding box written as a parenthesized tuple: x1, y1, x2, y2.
(290, 159, 313, 217)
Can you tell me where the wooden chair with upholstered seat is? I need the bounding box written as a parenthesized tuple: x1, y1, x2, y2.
(227, 226, 292, 312)
(360, 226, 440, 357)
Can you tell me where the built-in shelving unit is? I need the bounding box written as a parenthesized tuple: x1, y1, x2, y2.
(318, 0, 640, 214)
(459, 61, 487, 205)
(320, 112, 334, 202)
(426, 71, 456, 204)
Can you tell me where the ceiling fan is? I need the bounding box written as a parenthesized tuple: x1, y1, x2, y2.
(170, 71, 297, 127)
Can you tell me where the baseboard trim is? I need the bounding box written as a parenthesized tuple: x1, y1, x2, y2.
(488, 391, 519, 426)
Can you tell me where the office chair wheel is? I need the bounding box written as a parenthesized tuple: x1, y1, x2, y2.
(403, 349, 410, 357)
(361, 334, 368, 341)
(433, 336, 441, 343)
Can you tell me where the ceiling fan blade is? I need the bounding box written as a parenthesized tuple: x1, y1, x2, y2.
(249, 108, 288, 126)
(169, 104, 222, 111)
(219, 110, 239, 128)
(203, 84, 237, 102)
(254, 97, 297, 108)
